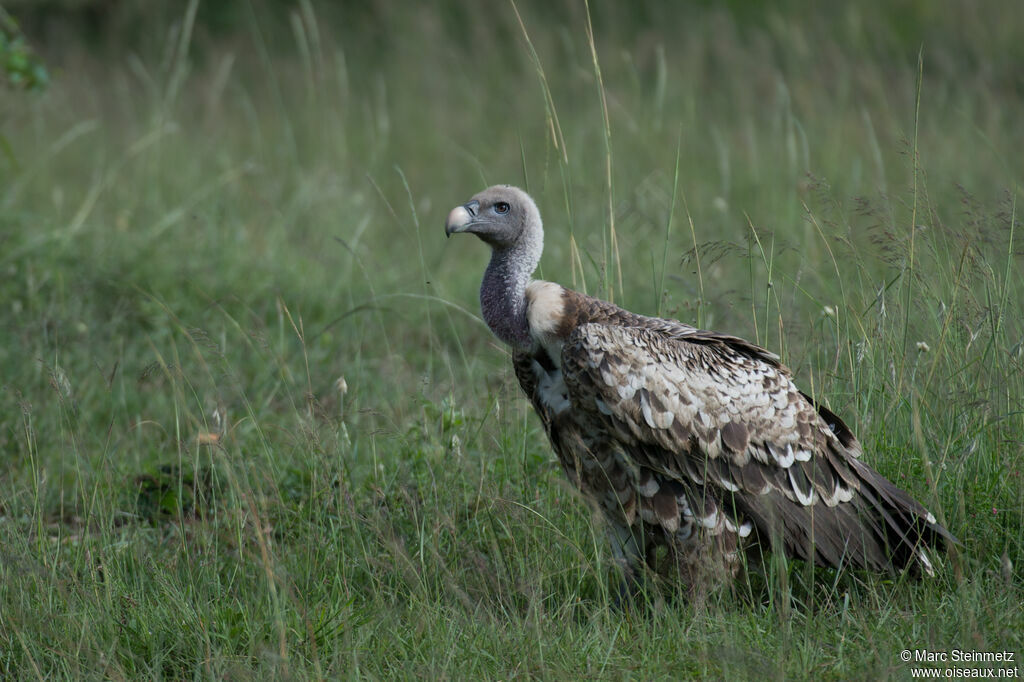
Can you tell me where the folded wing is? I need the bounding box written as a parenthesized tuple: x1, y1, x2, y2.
(560, 322, 954, 575)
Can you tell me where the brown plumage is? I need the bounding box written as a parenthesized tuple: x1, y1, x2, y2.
(446, 185, 955, 592)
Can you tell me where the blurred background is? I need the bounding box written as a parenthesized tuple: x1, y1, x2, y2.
(1, 1, 1021, 677)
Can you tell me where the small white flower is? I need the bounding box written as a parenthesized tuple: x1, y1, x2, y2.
(916, 341, 930, 353)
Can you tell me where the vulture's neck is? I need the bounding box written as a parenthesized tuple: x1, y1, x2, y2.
(480, 240, 541, 351)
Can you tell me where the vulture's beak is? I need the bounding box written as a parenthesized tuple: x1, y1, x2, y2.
(445, 200, 479, 237)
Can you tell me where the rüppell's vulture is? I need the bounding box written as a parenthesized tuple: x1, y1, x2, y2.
(446, 185, 955, 592)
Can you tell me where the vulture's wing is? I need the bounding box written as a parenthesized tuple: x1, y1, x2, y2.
(560, 322, 953, 574)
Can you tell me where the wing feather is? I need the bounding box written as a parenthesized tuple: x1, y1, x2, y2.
(560, 322, 952, 573)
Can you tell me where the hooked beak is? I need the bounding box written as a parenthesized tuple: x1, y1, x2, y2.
(445, 200, 480, 237)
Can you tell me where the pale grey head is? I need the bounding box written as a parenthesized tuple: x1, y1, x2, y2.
(445, 185, 544, 350)
(444, 185, 543, 250)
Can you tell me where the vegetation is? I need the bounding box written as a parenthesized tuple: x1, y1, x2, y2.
(0, 6, 48, 92)
(0, 1, 1021, 678)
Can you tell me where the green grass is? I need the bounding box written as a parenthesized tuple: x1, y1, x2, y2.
(1, 1, 1022, 678)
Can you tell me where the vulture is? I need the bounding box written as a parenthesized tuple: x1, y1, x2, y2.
(445, 184, 954, 592)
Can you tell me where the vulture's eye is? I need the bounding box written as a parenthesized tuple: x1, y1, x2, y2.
(494, 202, 510, 214)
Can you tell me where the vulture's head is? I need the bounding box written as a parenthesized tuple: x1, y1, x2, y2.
(445, 185, 542, 251)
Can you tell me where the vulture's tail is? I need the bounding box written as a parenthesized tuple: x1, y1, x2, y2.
(849, 458, 958, 576)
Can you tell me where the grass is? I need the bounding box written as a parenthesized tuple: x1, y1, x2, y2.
(1, 0, 1022, 678)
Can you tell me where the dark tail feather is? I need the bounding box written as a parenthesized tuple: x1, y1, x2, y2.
(803, 393, 956, 575)
(851, 459, 957, 576)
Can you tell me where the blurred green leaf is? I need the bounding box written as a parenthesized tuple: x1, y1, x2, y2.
(0, 6, 48, 91)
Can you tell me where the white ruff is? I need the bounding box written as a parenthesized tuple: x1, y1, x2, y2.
(526, 280, 565, 367)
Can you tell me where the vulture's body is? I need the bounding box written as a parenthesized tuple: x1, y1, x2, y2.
(446, 185, 954, 590)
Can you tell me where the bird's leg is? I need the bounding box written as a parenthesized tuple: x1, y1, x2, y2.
(607, 522, 650, 610)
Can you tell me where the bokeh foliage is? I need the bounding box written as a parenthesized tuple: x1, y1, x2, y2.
(0, 6, 48, 90)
